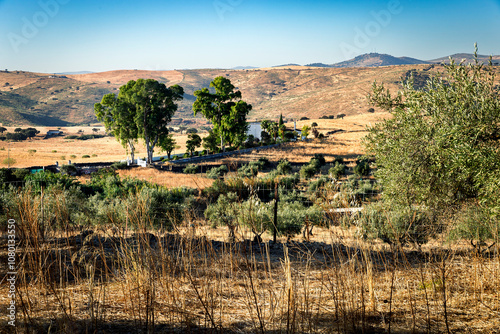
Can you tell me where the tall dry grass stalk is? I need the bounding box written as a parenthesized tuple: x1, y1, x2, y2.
(2, 185, 500, 333)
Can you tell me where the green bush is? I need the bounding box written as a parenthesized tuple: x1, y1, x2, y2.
(183, 164, 198, 174)
(448, 204, 500, 252)
(276, 159, 292, 175)
(65, 135, 78, 140)
(82, 155, 91, 158)
(249, 157, 271, 171)
(358, 202, 434, 245)
(300, 164, 317, 179)
(312, 153, 326, 166)
(308, 176, 329, 194)
(12, 168, 30, 181)
(238, 164, 258, 178)
(60, 164, 78, 176)
(110, 161, 128, 170)
(77, 134, 104, 140)
(329, 162, 346, 179)
(207, 165, 229, 179)
(354, 159, 370, 177)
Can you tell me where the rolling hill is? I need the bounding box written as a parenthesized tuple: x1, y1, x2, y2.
(1, 58, 498, 126)
(329, 53, 429, 68)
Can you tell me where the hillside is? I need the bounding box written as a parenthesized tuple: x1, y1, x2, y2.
(430, 53, 500, 65)
(306, 53, 429, 68)
(1, 63, 498, 126)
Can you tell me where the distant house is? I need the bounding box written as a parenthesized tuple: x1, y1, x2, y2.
(247, 122, 262, 141)
(46, 130, 63, 137)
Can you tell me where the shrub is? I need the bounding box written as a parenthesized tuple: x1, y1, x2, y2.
(358, 202, 434, 245)
(60, 164, 78, 176)
(2, 158, 16, 166)
(70, 155, 77, 159)
(249, 157, 271, 171)
(91, 154, 97, 157)
(205, 192, 240, 239)
(448, 204, 500, 253)
(300, 164, 317, 179)
(354, 159, 370, 177)
(28, 149, 37, 155)
(308, 176, 329, 193)
(206, 165, 229, 179)
(6, 132, 27, 141)
(52, 150, 57, 153)
(12, 168, 30, 181)
(65, 135, 78, 140)
(82, 155, 91, 158)
(300, 117, 309, 121)
(276, 159, 292, 175)
(329, 162, 346, 179)
(77, 134, 104, 140)
(334, 156, 344, 164)
(110, 161, 128, 170)
(312, 153, 327, 166)
(183, 164, 198, 174)
(238, 164, 258, 178)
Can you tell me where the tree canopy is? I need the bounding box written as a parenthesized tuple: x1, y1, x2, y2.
(95, 79, 184, 164)
(193, 76, 251, 151)
(365, 48, 500, 220)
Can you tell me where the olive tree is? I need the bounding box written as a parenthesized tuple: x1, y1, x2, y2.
(364, 46, 500, 245)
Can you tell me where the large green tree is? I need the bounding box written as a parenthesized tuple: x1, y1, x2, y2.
(193, 76, 251, 152)
(95, 93, 138, 162)
(95, 79, 184, 164)
(365, 48, 500, 217)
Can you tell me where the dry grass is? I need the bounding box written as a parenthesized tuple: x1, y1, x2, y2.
(0, 128, 206, 168)
(1, 217, 498, 333)
(116, 168, 214, 190)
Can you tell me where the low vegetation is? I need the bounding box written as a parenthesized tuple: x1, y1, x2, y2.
(0, 51, 499, 333)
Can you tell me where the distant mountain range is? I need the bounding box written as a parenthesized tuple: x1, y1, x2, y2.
(1, 52, 499, 126)
(304, 52, 500, 68)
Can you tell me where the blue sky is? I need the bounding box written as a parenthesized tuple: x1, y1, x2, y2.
(1, 0, 499, 73)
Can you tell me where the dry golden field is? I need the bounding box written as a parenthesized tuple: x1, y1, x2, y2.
(0, 127, 205, 168)
(0, 112, 390, 169)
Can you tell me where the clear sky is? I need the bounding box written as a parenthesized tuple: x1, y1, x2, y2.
(1, 0, 499, 73)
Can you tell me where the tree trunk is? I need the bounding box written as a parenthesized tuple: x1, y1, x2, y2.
(129, 141, 135, 162)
